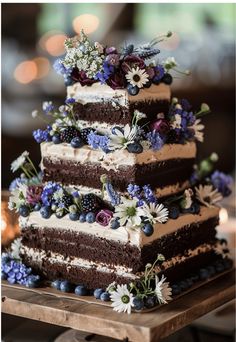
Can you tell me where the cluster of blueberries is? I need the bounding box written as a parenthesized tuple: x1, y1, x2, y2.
(167, 201, 201, 220)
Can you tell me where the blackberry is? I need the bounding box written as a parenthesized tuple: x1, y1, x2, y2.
(81, 194, 100, 213)
(60, 127, 80, 143)
(80, 127, 95, 144)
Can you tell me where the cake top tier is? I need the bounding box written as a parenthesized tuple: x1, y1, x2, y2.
(54, 30, 188, 95)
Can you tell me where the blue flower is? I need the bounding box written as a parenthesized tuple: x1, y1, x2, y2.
(180, 99, 191, 111)
(33, 126, 52, 144)
(127, 184, 141, 199)
(53, 59, 72, 76)
(143, 185, 157, 204)
(154, 65, 165, 81)
(41, 182, 62, 206)
(105, 182, 120, 206)
(65, 98, 75, 104)
(211, 171, 232, 197)
(9, 177, 27, 191)
(94, 61, 115, 84)
(146, 130, 164, 151)
(87, 132, 110, 152)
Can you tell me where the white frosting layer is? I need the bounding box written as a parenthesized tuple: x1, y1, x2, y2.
(19, 206, 220, 248)
(41, 142, 196, 172)
(67, 82, 171, 107)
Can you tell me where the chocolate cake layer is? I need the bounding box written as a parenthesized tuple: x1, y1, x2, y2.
(21, 249, 225, 289)
(42, 157, 195, 192)
(21, 216, 219, 273)
(73, 99, 170, 125)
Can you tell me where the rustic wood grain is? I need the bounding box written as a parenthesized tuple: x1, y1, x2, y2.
(2, 270, 235, 342)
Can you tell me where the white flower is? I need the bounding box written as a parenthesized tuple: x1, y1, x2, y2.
(94, 42, 104, 53)
(42, 101, 53, 111)
(53, 188, 64, 202)
(11, 238, 22, 260)
(189, 118, 205, 142)
(106, 281, 117, 294)
(31, 110, 38, 118)
(114, 197, 144, 228)
(171, 114, 182, 129)
(134, 110, 147, 121)
(195, 184, 222, 207)
(109, 124, 138, 150)
(140, 140, 151, 150)
(140, 202, 169, 224)
(125, 67, 149, 88)
(183, 188, 193, 209)
(110, 284, 134, 314)
(163, 57, 178, 70)
(11, 151, 29, 172)
(8, 183, 28, 211)
(155, 275, 172, 304)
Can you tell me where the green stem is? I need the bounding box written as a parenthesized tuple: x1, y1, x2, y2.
(27, 157, 39, 178)
(21, 166, 33, 179)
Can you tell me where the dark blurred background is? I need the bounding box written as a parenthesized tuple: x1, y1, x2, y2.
(2, 3, 235, 188)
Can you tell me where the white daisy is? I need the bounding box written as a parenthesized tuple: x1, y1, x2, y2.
(189, 118, 205, 142)
(195, 184, 222, 207)
(171, 114, 182, 129)
(8, 183, 28, 211)
(11, 238, 22, 260)
(31, 110, 38, 118)
(114, 197, 143, 228)
(140, 202, 169, 224)
(134, 110, 147, 121)
(163, 56, 178, 70)
(125, 67, 149, 88)
(11, 151, 29, 172)
(110, 284, 134, 314)
(109, 124, 138, 150)
(155, 275, 172, 304)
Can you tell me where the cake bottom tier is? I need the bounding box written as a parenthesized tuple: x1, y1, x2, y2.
(20, 242, 226, 289)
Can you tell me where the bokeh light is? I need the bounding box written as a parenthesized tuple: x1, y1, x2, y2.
(73, 14, 100, 35)
(14, 60, 37, 84)
(39, 31, 67, 56)
(33, 57, 50, 79)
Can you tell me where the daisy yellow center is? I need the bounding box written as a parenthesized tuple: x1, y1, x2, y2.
(133, 74, 141, 82)
(121, 295, 130, 304)
(126, 206, 136, 217)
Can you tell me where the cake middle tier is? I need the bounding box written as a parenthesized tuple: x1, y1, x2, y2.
(41, 141, 196, 197)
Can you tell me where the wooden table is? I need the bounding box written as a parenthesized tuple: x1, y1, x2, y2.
(2, 270, 235, 342)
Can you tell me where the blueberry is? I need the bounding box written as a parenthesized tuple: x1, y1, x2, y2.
(179, 280, 190, 291)
(168, 205, 180, 219)
(143, 80, 152, 88)
(190, 274, 199, 283)
(70, 137, 84, 148)
(127, 84, 139, 96)
(19, 205, 30, 217)
(86, 212, 95, 223)
(111, 126, 124, 135)
(133, 296, 144, 310)
(152, 76, 160, 85)
(1, 272, 7, 280)
(34, 203, 41, 211)
(100, 291, 110, 301)
(75, 285, 88, 296)
(111, 218, 120, 230)
(52, 134, 61, 144)
(215, 262, 225, 273)
(162, 73, 173, 85)
(206, 265, 216, 277)
(51, 279, 62, 290)
(144, 296, 156, 308)
(199, 268, 210, 280)
(93, 288, 104, 299)
(127, 142, 143, 154)
(60, 280, 72, 292)
(171, 284, 181, 296)
(69, 212, 80, 221)
(141, 223, 154, 237)
(64, 76, 74, 87)
(191, 202, 200, 214)
(40, 206, 52, 219)
(79, 213, 86, 223)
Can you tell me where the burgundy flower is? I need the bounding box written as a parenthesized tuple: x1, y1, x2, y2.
(96, 209, 113, 226)
(106, 69, 126, 89)
(71, 69, 96, 86)
(121, 55, 146, 74)
(26, 185, 43, 205)
(146, 67, 155, 80)
(150, 119, 170, 136)
(105, 54, 120, 67)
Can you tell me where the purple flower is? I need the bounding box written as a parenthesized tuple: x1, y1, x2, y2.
(26, 185, 43, 205)
(121, 55, 145, 74)
(105, 182, 120, 206)
(211, 171, 232, 197)
(33, 126, 52, 144)
(146, 130, 164, 151)
(87, 132, 110, 153)
(180, 99, 192, 111)
(95, 61, 115, 84)
(53, 59, 72, 76)
(41, 182, 62, 206)
(143, 185, 157, 204)
(71, 69, 96, 86)
(96, 209, 113, 226)
(127, 184, 141, 199)
(105, 54, 120, 66)
(105, 47, 118, 55)
(154, 65, 165, 81)
(106, 69, 126, 89)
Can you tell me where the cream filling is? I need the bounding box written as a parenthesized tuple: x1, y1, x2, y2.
(41, 142, 196, 172)
(67, 82, 171, 107)
(20, 245, 137, 280)
(19, 206, 220, 248)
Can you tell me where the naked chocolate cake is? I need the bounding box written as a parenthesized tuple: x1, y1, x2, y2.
(5, 30, 233, 313)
